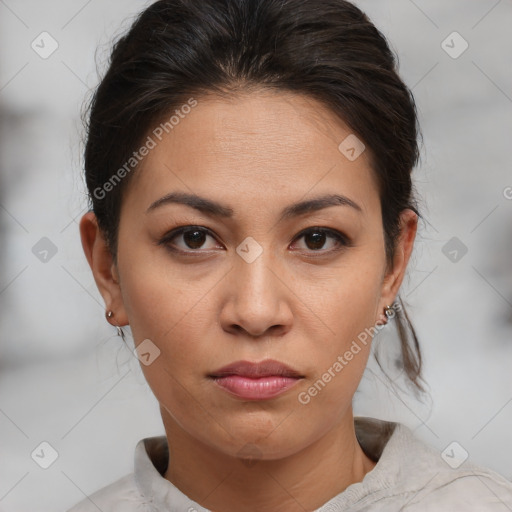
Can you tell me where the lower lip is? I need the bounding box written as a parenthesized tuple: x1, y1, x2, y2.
(211, 375, 301, 400)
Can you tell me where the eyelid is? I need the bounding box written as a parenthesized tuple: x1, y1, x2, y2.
(291, 226, 352, 252)
(293, 226, 350, 243)
(157, 225, 221, 251)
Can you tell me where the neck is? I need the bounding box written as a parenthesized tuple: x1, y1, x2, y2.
(161, 407, 377, 512)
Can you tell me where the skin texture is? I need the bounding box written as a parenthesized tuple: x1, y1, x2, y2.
(80, 89, 417, 512)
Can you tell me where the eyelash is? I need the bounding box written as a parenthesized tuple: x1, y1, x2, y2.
(157, 225, 351, 256)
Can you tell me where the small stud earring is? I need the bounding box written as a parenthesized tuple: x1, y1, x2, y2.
(105, 310, 126, 342)
(384, 304, 394, 319)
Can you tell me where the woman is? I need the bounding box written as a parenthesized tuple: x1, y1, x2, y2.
(70, 0, 512, 510)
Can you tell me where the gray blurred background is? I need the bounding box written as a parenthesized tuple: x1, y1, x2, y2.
(0, 0, 511, 510)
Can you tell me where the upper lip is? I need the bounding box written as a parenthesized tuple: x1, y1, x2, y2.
(209, 359, 304, 378)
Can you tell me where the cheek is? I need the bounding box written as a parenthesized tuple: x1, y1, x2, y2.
(122, 271, 209, 369)
(303, 254, 383, 346)
(294, 255, 383, 403)
(118, 247, 220, 383)
(121, 267, 212, 421)
(118, 243, 204, 340)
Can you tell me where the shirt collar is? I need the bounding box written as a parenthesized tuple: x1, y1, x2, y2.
(133, 416, 400, 511)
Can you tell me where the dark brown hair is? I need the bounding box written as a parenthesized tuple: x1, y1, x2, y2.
(82, 0, 425, 393)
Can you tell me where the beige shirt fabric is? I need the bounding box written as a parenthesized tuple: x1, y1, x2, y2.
(67, 416, 512, 511)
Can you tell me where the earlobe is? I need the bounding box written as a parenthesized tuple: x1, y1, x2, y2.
(79, 211, 129, 326)
(377, 209, 418, 320)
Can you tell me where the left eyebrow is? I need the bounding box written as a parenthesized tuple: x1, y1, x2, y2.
(145, 191, 363, 221)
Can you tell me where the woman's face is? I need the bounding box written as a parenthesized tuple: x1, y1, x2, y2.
(84, 90, 416, 460)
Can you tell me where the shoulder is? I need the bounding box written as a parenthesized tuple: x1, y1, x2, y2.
(66, 473, 148, 512)
(388, 424, 512, 510)
(348, 420, 512, 511)
(402, 470, 512, 510)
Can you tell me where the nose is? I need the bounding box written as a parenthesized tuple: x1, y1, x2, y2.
(218, 248, 293, 339)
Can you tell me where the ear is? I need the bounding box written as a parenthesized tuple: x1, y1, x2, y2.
(377, 209, 418, 322)
(79, 211, 129, 327)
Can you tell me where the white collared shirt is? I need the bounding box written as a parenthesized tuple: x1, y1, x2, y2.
(67, 417, 512, 511)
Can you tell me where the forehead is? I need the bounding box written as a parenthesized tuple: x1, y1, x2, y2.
(124, 90, 379, 218)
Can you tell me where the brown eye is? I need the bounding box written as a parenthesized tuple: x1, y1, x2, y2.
(304, 231, 327, 250)
(159, 226, 221, 252)
(181, 228, 208, 249)
(293, 227, 349, 253)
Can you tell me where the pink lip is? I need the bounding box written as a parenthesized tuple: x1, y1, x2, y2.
(209, 359, 304, 400)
